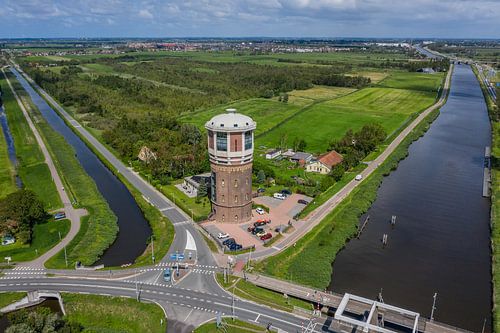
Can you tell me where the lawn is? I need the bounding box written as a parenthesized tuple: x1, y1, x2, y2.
(160, 182, 211, 221)
(0, 292, 26, 308)
(62, 293, 166, 333)
(1, 72, 62, 210)
(194, 319, 268, 333)
(0, 124, 16, 198)
(256, 87, 437, 152)
(0, 219, 70, 262)
(377, 71, 445, 92)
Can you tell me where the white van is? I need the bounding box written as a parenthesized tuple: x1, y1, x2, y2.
(273, 193, 286, 200)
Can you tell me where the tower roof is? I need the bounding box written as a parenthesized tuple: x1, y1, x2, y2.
(205, 108, 256, 132)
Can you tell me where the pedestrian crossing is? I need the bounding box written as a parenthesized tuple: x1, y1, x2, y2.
(12, 266, 45, 271)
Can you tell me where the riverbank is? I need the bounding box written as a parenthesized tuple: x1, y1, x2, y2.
(255, 106, 442, 288)
(0, 113, 16, 198)
(473, 64, 500, 332)
(12, 66, 174, 268)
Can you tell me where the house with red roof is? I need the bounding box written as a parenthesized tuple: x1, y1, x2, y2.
(305, 150, 343, 174)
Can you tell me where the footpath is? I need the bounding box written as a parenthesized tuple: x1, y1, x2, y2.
(3, 68, 87, 269)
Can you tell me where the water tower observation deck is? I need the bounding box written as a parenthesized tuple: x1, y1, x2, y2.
(205, 108, 256, 165)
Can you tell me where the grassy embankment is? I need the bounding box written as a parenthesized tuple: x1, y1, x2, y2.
(0, 123, 16, 198)
(0, 292, 26, 308)
(215, 273, 312, 312)
(0, 72, 61, 209)
(194, 319, 269, 333)
(4, 69, 118, 268)
(255, 107, 443, 288)
(473, 65, 500, 332)
(20, 69, 175, 268)
(62, 294, 166, 333)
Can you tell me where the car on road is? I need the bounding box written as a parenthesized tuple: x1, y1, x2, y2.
(217, 232, 229, 239)
(260, 233, 272, 241)
(222, 238, 235, 246)
(297, 199, 308, 205)
(355, 174, 363, 181)
(256, 230, 266, 237)
(273, 193, 286, 200)
(54, 212, 66, 220)
(255, 207, 265, 215)
(163, 268, 172, 282)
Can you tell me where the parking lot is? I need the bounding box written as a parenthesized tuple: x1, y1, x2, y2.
(202, 193, 312, 251)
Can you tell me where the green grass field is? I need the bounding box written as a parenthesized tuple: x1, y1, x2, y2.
(0, 219, 70, 262)
(257, 87, 437, 152)
(62, 294, 165, 333)
(194, 319, 268, 333)
(1, 72, 62, 210)
(377, 71, 445, 92)
(0, 124, 16, 198)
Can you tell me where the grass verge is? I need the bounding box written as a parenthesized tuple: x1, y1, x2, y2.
(62, 293, 165, 333)
(215, 273, 312, 313)
(0, 292, 26, 309)
(255, 108, 442, 288)
(194, 319, 268, 333)
(0, 121, 16, 198)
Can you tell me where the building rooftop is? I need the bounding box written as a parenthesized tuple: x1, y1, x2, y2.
(317, 150, 343, 168)
(290, 152, 313, 161)
(205, 108, 256, 132)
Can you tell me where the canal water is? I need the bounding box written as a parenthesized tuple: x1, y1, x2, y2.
(0, 104, 22, 188)
(9, 68, 151, 266)
(330, 64, 492, 332)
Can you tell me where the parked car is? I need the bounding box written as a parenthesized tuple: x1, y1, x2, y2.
(229, 243, 242, 251)
(54, 212, 66, 220)
(260, 233, 272, 241)
(252, 227, 264, 235)
(255, 207, 265, 215)
(273, 193, 286, 200)
(222, 238, 235, 246)
(281, 189, 292, 195)
(256, 230, 266, 237)
(298, 199, 308, 205)
(257, 188, 266, 193)
(217, 232, 229, 239)
(355, 174, 363, 181)
(247, 225, 256, 232)
(254, 220, 269, 227)
(163, 268, 172, 282)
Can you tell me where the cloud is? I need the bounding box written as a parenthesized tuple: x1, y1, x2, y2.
(0, 0, 498, 38)
(138, 9, 153, 19)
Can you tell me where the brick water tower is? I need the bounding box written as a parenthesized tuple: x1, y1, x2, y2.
(205, 108, 256, 223)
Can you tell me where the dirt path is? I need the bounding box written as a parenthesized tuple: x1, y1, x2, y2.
(3, 68, 87, 269)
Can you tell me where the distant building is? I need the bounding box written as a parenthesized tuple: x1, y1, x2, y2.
(282, 149, 295, 158)
(290, 152, 313, 164)
(265, 149, 282, 160)
(417, 67, 435, 74)
(306, 150, 343, 174)
(182, 173, 211, 196)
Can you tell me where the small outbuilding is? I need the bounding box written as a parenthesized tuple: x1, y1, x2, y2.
(290, 152, 313, 164)
(265, 149, 282, 160)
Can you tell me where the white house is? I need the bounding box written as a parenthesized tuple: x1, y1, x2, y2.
(306, 150, 343, 175)
(265, 149, 282, 160)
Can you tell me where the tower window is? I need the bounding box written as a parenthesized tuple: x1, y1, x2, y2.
(234, 215, 238, 222)
(234, 195, 238, 203)
(234, 179, 238, 188)
(216, 132, 227, 151)
(221, 179, 225, 187)
(245, 193, 249, 200)
(245, 131, 252, 150)
(245, 178, 249, 185)
(222, 195, 225, 203)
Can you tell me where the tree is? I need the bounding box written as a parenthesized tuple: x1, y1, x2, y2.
(282, 93, 289, 103)
(257, 170, 266, 184)
(197, 182, 208, 198)
(297, 139, 307, 151)
(0, 190, 47, 244)
(329, 164, 345, 181)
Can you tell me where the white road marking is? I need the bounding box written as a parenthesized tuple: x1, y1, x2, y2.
(185, 230, 197, 252)
(183, 308, 194, 321)
(254, 314, 261, 322)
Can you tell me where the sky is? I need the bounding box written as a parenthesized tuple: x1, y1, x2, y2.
(0, 0, 499, 39)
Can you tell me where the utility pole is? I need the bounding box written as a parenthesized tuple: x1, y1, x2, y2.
(430, 293, 437, 321)
(135, 268, 139, 301)
(64, 246, 68, 267)
(232, 283, 236, 321)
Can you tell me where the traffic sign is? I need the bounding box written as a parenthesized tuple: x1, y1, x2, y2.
(169, 253, 185, 261)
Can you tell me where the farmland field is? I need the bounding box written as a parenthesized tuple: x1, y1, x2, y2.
(377, 71, 444, 92)
(256, 87, 438, 152)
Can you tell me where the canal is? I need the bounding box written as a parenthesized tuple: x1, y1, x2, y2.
(8, 67, 152, 267)
(0, 104, 22, 188)
(330, 64, 492, 332)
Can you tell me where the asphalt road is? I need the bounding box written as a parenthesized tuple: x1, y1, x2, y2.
(0, 275, 336, 333)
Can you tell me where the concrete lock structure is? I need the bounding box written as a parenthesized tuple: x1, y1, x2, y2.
(205, 108, 256, 223)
